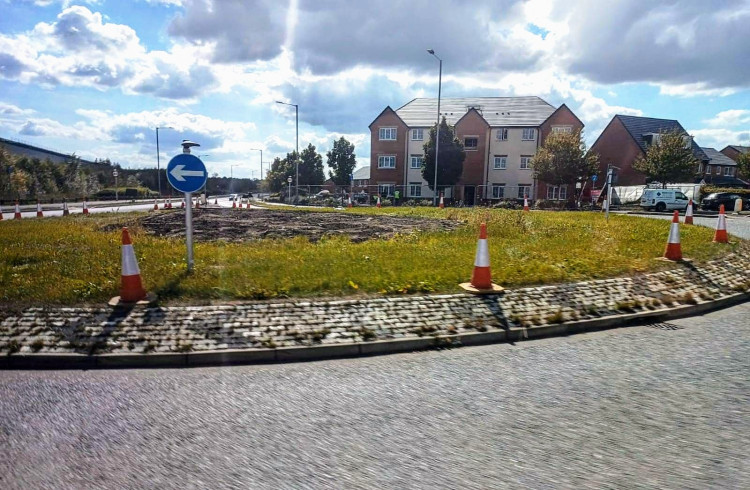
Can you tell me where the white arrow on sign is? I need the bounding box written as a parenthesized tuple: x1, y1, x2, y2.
(170, 164, 205, 182)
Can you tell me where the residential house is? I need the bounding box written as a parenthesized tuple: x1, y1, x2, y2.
(368, 97, 583, 203)
(352, 166, 370, 190)
(590, 115, 708, 186)
(698, 148, 748, 187)
(720, 145, 749, 162)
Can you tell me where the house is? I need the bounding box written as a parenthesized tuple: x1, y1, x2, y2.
(590, 115, 709, 186)
(720, 145, 749, 162)
(698, 148, 748, 187)
(352, 166, 370, 189)
(368, 97, 583, 203)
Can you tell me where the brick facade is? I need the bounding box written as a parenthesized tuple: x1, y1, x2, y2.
(590, 117, 647, 186)
(369, 107, 408, 192)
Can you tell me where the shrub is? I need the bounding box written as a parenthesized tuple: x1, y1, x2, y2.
(492, 199, 520, 210)
(700, 186, 750, 199)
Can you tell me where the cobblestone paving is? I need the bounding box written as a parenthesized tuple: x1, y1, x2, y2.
(1, 303, 748, 489)
(2, 252, 750, 356)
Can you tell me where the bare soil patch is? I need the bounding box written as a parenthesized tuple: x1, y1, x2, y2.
(135, 208, 462, 242)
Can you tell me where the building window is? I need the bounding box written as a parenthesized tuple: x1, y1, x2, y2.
(378, 184, 395, 196)
(379, 127, 397, 141)
(724, 166, 732, 176)
(698, 163, 703, 173)
(378, 155, 396, 168)
(522, 128, 536, 140)
(496, 128, 508, 141)
(409, 182, 422, 197)
(520, 156, 532, 169)
(410, 155, 423, 169)
(518, 184, 532, 199)
(411, 129, 423, 141)
(493, 156, 507, 170)
(551, 126, 573, 134)
(492, 184, 505, 199)
(464, 137, 478, 150)
(547, 185, 568, 200)
(716, 166, 722, 175)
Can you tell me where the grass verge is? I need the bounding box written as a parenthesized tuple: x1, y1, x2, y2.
(0, 207, 738, 305)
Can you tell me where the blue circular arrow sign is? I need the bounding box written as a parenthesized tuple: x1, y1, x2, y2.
(166, 154, 207, 193)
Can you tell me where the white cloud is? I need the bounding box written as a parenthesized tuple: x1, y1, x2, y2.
(689, 127, 750, 149)
(0, 102, 35, 116)
(704, 109, 750, 128)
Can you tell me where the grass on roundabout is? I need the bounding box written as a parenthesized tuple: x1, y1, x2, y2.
(0, 206, 737, 306)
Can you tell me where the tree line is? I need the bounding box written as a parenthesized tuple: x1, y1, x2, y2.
(266, 137, 358, 192)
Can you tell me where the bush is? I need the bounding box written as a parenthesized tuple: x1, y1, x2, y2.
(700, 186, 750, 199)
(492, 199, 520, 210)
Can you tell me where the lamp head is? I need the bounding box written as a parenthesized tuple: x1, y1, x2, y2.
(427, 49, 434, 55)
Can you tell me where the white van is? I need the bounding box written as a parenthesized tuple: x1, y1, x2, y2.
(640, 189, 689, 212)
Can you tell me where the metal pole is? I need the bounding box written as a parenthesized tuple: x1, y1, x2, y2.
(606, 168, 612, 221)
(295, 104, 299, 203)
(185, 191, 194, 271)
(156, 127, 161, 196)
(114, 170, 118, 201)
(428, 51, 442, 206)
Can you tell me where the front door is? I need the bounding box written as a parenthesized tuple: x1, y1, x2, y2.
(464, 186, 475, 206)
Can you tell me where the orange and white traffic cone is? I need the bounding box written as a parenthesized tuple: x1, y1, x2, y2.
(523, 195, 530, 212)
(214, 198, 218, 205)
(232, 198, 237, 209)
(181, 198, 185, 209)
(663, 210, 683, 261)
(14, 201, 22, 220)
(439, 192, 445, 209)
(62, 199, 69, 216)
(110, 227, 153, 306)
(347, 195, 352, 209)
(82, 198, 89, 215)
(376, 195, 381, 208)
(167, 198, 172, 209)
(196, 198, 201, 209)
(36, 201, 43, 218)
(684, 199, 694, 225)
(153, 199, 159, 211)
(0, 203, 4, 220)
(713, 204, 729, 243)
(460, 222, 503, 293)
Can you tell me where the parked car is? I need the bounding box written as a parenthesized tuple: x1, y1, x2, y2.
(639, 189, 689, 212)
(701, 192, 747, 211)
(314, 190, 331, 199)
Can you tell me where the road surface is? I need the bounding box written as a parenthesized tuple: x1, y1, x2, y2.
(2, 303, 748, 489)
(626, 212, 750, 239)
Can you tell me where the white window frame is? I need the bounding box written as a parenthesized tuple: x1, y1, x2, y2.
(520, 156, 532, 169)
(496, 128, 508, 141)
(409, 182, 422, 197)
(518, 185, 532, 199)
(378, 155, 396, 169)
(547, 185, 568, 201)
(522, 128, 536, 141)
(410, 155, 423, 169)
(716, 166, 722, 175)
(411, 129, 423, 141)
(724, 166, 732, 176)
(493, 156, 507, 170)
(378, 184, 395, 197)
(492, 184, 505, 199)
(551, 126, 573, 134)
(379, 127, 397, 141)
(464, 136, 479, 151)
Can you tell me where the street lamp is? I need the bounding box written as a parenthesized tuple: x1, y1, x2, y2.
(156, 126, 175, 197)
(276, 101, 299, 202)
(250, 148, 263, 180)
(113, 169, 119, 201)
(427, 49, 442, 206)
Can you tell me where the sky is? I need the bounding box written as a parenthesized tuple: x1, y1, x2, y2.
(0, 0, 748, 179)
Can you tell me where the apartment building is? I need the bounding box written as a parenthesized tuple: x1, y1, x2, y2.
(368, 97, 583, 203)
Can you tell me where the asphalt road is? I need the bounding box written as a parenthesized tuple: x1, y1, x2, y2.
(2, 303, 749, 489)
(626, 212, 750, 239)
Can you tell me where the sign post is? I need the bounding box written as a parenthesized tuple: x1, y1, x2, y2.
(166, 141, 206, 272)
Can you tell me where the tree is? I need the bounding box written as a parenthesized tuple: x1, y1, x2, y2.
(326, 137, 357, 186)
(532, 130, 599, 203)
(422, 116, 466, 191)
(298, 143, 325, 186)
(265, 155, 296, 192)
(632, 130, 698, 188)
(736, 151, 750, 181)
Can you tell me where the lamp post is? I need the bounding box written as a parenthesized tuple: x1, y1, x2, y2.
(156, 126, 174, 197)
(113, 169, 118, 201)
(276, 101, 299, 202)
(250, 148, 263, 181)
(287, 176, 293, 205)
(427, 49, 442, 206)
